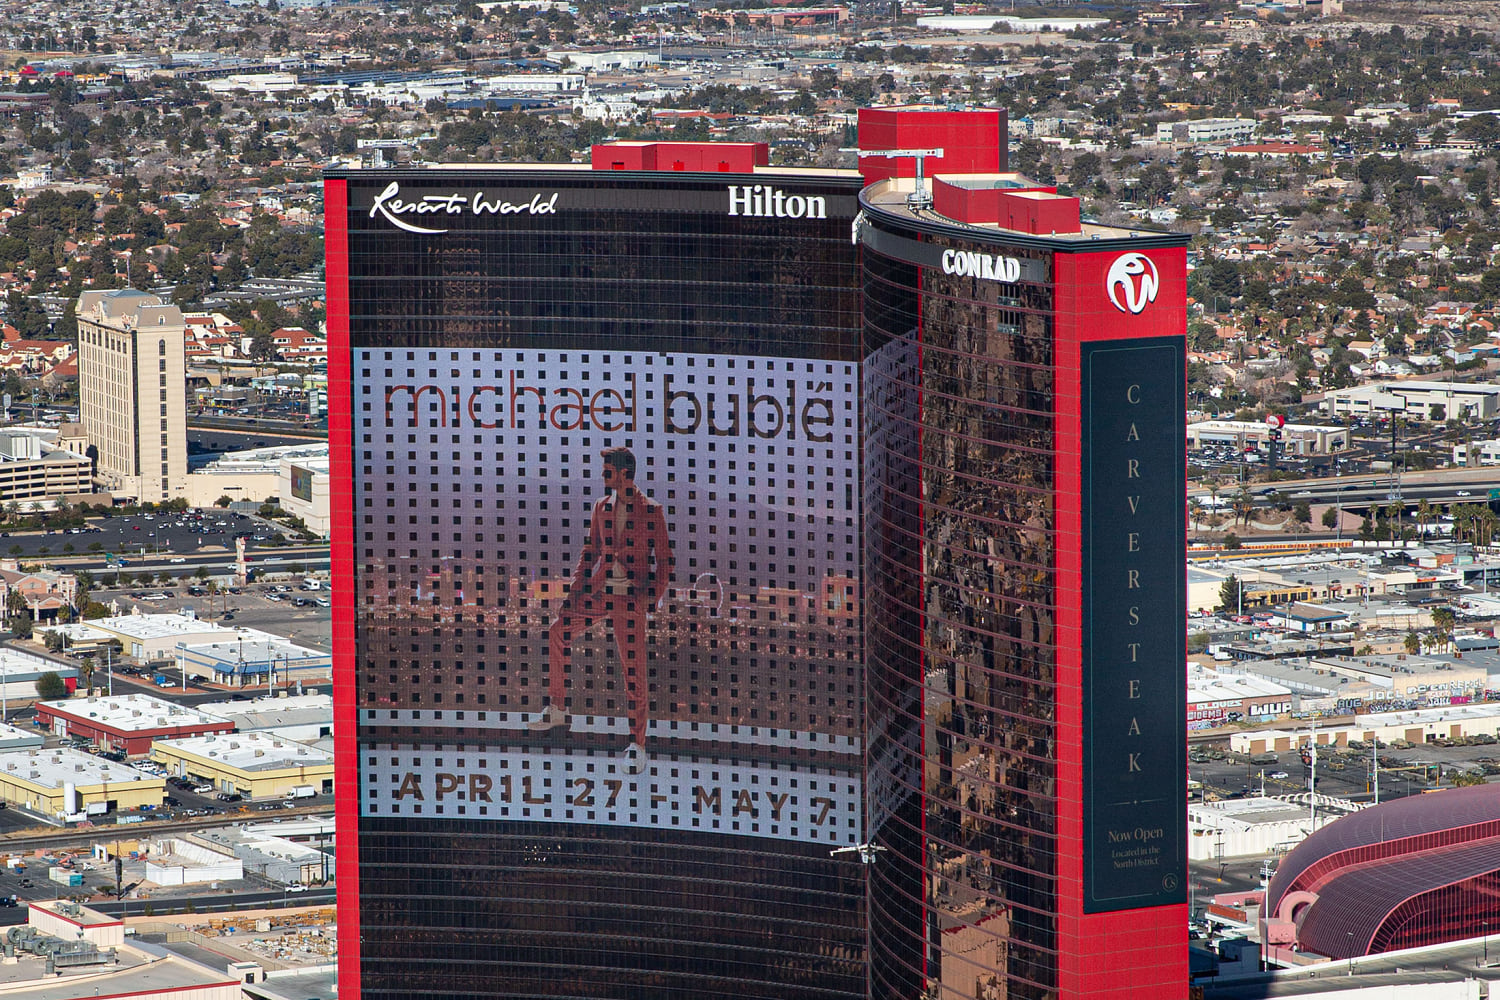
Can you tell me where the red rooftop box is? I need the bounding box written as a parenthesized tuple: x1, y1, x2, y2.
(856, 106, 1007, 183)
(591, 141, 770, 173)
(932, 176, 1082, 234)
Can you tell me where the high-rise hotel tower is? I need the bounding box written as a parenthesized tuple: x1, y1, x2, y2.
(327, 107, 1187, 1000)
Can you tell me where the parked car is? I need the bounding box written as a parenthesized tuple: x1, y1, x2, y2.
(215, 792, 243, 803)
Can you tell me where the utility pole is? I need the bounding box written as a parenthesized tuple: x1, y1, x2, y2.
(1309, 723, 1318, 831)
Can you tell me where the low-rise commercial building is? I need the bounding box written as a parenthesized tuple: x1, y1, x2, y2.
(1189, 794, 1359, 860)
(1269, 603, 1350, 633)
(194, 825, 332, 885)
(1321, 380, 1500, 422)
(1187, 419, 1349, 455)
(1155, 117, 1258, 144)
(197, 693, 332, 742)
(175, 635, 331, 689)
(27, 900, 124, 949)
(151, 732, 332, 799)
(1187, 666, 1293, 729)
(34, 693, 234, 755)
(279, 450, 329, 537)
(79, 614, 237, 663)
(0, 748, 163, 816)
(0, 901, 240, 1000)
(0, 721, 43, 751)
(1219, 659, 1388, 714)
(1229, 705, 1500, 753)
(0, 650, 79, 703)
(182, 441, 329, 512)
(0, 427, 94, 509)
(143, 836, 245, 886)
(1312, 652, 1487, 704)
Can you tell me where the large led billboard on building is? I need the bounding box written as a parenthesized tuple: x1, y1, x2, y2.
(353, 349, 862, 845)
(334, 164, 868, 1000)
(290, 465, 314, 502)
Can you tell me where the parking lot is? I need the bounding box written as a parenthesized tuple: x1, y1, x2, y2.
(1188, 737, 1500, 804)
(0, 510, 290, 562)
(81, 577, 332, 657)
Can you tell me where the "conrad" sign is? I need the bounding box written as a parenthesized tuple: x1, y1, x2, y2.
(940, 248, 1023, 283)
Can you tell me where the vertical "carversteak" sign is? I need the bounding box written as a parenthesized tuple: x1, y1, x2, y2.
(1081, 336, 1187, 913)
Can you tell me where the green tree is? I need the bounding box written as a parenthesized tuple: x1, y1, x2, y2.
(1218, 574, 1241, 612)
(1322, 507, 1339, 530)
(249, 331, 278, 361)
(1404, 631, 1421, 656)
(1293, 500, 1311, 524)
(34, 671, 66, 699)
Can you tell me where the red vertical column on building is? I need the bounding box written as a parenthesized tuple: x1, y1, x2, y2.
(1053, 246, 1188, 998)
(323, 176, 361, 1000)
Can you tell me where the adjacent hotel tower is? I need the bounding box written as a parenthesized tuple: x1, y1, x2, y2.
(856, 109, 1189, 999)
(76, 289, 189, 503)
(327, 108, 1188, 1000)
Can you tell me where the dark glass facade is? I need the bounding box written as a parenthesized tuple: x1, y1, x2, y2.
(859, 191, 1188, 999)
(863, 220, 1062, 1000)
(330, 167, 867, 1000)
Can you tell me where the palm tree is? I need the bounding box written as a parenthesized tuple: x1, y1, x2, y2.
(1387, 497, 1405, 527)
(1233, 489, 1255, 529)
(1481, 508, 1500, 549)
(1432, 606, 1456, 651)
(1403, 631, 1421, 656)
(1416, 498, 1432, 536)
(1454, 504, 1476, 545)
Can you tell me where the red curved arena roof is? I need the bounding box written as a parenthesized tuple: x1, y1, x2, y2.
(1266, 784, 1500, 916)
(1296, 836, 1500, 958)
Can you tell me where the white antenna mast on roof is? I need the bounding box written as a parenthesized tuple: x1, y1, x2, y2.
(856, 147, 945, 211)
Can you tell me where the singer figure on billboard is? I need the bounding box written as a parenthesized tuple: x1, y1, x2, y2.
(532, 447, 674, 770)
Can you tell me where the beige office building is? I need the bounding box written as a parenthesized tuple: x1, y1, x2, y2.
(76, 289, 188, 503)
